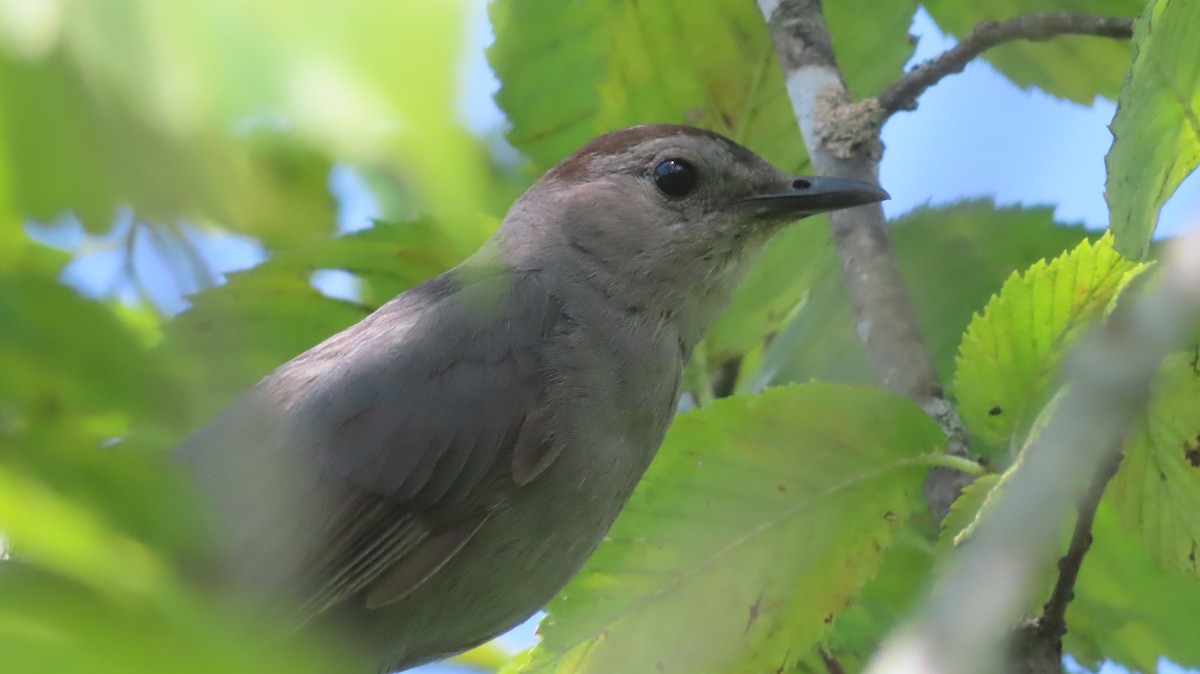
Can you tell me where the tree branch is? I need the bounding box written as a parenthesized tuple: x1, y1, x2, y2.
(758, 0, 972, 522)
(1040, 449, 1122, 641)
(1006, 447, 1124, 674)
(877, 12, 1134, 117)
(864, 229, 1200, 674)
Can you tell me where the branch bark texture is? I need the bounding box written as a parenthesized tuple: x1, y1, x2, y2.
(877, 12, 1134, 117)
(757, 0, 971, 522)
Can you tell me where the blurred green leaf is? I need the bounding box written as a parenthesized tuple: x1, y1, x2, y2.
(0, 562, 357, 674)
(0, 0, 484, 242)
(520, 384, 943, 673)
(761, 202, 1089, 407)
(0, 263, 175, 422)
(794, 523, 938, 673)
(706, 218, 828, 364)
(954, 234, 1145, 448)
(921, 0, 1140, 103)
(1068, 502, 1200, 672)
(824, 0, 918, 98)
(262, 217, 485, 301)
(1106, 0, 1200, 259)
(0, 460, 168, 599)
(1109, 352, 1200, 577)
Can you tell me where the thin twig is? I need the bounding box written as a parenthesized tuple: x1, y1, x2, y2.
(1039, 449, 1122, 641)
(877, 12, 1134, 117)
(819, 647, 847, 674)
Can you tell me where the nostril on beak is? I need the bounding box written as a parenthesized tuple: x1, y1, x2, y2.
(792, 179, 812, 190)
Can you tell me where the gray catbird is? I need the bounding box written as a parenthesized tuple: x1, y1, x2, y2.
(176, 124, 888, 672)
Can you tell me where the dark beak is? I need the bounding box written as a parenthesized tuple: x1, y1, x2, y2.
(739, 176, 890, 218)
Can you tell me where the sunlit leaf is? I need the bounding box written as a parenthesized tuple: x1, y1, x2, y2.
(794, 523, 938, 673)
(520, 384, 942, 673)
(489, 0, 807, 172)
(954, 234, 1145, 448)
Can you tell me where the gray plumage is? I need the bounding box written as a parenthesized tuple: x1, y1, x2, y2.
(175, 124, 888, 672)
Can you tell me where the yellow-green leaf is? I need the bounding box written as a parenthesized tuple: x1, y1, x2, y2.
(955, 234, 1145, 448)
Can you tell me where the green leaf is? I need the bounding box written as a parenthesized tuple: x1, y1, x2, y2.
(489, 0, 808, 173)
(0, 562, 357, 674)
(922, 0, 1140, 103)
(0, 460, 169, 600)
(1068, 502, 1200, 672)
(0, 263, 175, 421)
(1106, 0, 1200, 259)
(1109, 352, 1200, 577)
(760, 202, 1089, 404)
(0, 0, 484, 238)
(954, 234, 1145, 448)
(936, 474, 1003, 554)
(520, 384, 943, 674)
(823, 0, 919, 98)
(796, 523, 938, 672)
(705, 218, 828, 364)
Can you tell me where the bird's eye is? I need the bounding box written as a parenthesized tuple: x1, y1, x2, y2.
(652, 158, 698, 198)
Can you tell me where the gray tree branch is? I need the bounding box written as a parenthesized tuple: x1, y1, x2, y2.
(756, 0, 972, 523)
(877, 12, 1134, 118)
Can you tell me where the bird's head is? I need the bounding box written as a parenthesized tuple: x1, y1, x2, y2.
(495, 124, 889, 334)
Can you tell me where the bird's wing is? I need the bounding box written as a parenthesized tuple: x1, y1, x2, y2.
(279, 269, 567, 613)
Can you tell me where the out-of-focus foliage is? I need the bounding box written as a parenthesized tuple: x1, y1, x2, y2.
(1109, 352, 1200, 577)
(757, 201, 1089, 400)
(1067, 503, 1200, 672)
(0, 0, 484, 242)
(921, 0, 1141, 103)
(1106, 0, 1200, 259)
(515, 385, 941, 674)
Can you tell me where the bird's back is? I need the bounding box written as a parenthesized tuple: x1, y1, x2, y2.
(176, 261, 685, 670)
